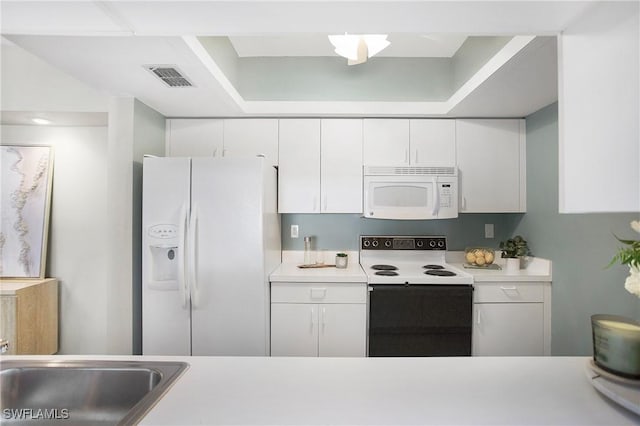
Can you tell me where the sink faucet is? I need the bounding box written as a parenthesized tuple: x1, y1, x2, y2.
(0, 339, 9, 354)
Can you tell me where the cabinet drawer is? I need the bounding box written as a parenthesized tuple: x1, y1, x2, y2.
(474, 282, 544, 303)
(271, 282, 366, 303)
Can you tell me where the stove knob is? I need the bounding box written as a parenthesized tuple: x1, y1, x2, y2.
(384, 240, 392, 248)
(437, 240, 445, 248)
(372, 240, 379, 248)
(363, 240, 371, 247)
(416, 240, 424, 248)
(429, 240, 436, 248)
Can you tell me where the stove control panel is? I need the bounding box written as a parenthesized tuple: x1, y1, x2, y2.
(360, 236, 447, 251)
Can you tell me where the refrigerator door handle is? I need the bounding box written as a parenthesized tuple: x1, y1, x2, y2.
(189, 205, 199, 308)
(178, 204, 189, 309)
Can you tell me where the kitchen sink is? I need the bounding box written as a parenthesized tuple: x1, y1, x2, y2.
(0, 360, 188, 425)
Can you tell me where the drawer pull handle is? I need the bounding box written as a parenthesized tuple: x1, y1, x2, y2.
(500, 286, 518, 291)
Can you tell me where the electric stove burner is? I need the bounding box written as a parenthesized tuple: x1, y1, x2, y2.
(371, 264, 398, 271)
(425, 270, 457, 277)
(375, 270, 399, 276)
(423, 264, 445, 270)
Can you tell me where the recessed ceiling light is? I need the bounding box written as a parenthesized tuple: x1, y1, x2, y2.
(32, 118, 52, 125)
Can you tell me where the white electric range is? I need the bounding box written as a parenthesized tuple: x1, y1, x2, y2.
(359, 235, 473, 285)
(360, 235, 474, 357)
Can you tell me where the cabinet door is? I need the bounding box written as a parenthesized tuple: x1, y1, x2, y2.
(472, 303, 544, 356)
(321, 119, 363, 213)
(271, 304, 319, 356)
(166, 119, 224, 157)
(278, 119, 321, 213)
(456, 119, 526, 213)
(363, 119, 410, 166)
(318, 304, 367, 357)
(409, 119, 456, 166)
(223, 119, 279, 166)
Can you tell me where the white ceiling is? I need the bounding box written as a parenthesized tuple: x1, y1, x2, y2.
(0, 1, 597, 118)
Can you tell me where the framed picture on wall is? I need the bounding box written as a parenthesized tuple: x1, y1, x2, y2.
(0, 145, 54, 278)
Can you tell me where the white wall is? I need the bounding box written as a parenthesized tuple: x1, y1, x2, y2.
(1, 125, 110, 354)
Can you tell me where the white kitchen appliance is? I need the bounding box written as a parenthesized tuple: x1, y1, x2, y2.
(142, 156, 280, 356)
(360, 235, 473, 357)
(363, 166, 458, 220)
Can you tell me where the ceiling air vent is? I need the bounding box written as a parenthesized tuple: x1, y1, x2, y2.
(145, 65, 193, 88)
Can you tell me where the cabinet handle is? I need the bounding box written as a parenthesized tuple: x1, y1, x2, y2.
(462, 196, 467, 210)
(476, 308, 482, 325)
(500, 286, 518, 291)
(415, 149, 419, 164)
(310, 307, 316, 328)
(323, 195, 328, 212)
(404, 149, 409, 164)
(322, 307, 327, 331)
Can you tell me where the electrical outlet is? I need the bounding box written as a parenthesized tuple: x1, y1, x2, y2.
(485, 224, 494, 239)
(291, 225, 299, 238)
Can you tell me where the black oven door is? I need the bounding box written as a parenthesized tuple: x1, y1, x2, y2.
(368, 284, 473, 357)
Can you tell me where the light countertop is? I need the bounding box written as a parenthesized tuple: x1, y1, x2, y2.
(3, 355, 637, 425)
(270, 251, 551, 284)
(447, 252, 553, 282)
(270, 251, 367, 283)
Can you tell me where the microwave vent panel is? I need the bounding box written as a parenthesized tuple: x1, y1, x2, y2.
(365, 166, 457, 176)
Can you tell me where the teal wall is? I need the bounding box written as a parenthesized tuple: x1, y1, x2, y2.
(281, 213, 522, 252)
(199, 36, 512, 102)
(513, 102, 639, 355)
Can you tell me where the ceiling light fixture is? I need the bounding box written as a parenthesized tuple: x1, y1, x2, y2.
(31, 118, 52, 125)
(328, 34, 390, 66)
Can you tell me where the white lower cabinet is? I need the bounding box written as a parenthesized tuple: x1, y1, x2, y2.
(270, 282, 367, 357)
(472, 282, 551, 356)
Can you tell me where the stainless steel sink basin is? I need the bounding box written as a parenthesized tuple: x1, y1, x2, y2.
(0, 360, 188, 425)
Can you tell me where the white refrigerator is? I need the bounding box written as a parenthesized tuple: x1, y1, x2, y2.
(142, 156, 281, 356)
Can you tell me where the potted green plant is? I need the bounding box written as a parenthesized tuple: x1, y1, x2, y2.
(499, 235, 530, 270)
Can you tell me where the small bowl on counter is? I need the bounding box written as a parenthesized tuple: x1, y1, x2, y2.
(464, 247, 496, 267)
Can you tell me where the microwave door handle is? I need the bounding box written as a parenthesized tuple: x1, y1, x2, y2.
(432, 176, 440, 217)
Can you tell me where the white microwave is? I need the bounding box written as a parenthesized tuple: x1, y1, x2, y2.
(363, 166, 458, 220)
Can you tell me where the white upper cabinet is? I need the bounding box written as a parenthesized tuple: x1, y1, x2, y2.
(166, 118, 278, 165)
(278, 119, 321, 213)
(320, 119, 363, 213)
(223, 119, 279, 166)
(279, 119, 363, 214)
(456, 119, 526, 213)
(363, 119, 410, 166)
(558, 2, 639, 212)
(166, 119, 223, 157)
(363, 119, 455, 166)
(409, 119, 456, 166)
